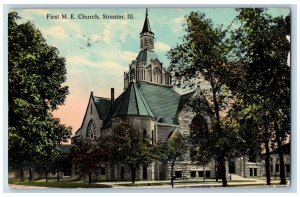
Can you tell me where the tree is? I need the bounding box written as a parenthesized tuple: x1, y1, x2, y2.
(8, 11, 71, 175)
(160, 131, 187, 188)
(71, 140, 108, 185)
(189, 114, 212, 182)
(111, 119, 157, 184)
(48, 145, 72, 182)
(168, 11, 234, 187)
(229, 8, 290, 185)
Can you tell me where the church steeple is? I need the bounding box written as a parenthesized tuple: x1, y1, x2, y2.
(124, 9, 172, 89)
(140, 8, 155, 50)
(142, 8, 152, 33)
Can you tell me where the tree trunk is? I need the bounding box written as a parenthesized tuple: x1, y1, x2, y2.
(131, 166, 136, 184)
(210, 76, 226, 186)
(274, 158, 278, 180)
(171, 160, 175, 188)
(45, 171, 48, 182)
(275, 121, 286, 185)
(264, 140, 271, 185)
(219, 156, 227, 187)
(203, 165, 205, 183)
(57, 171, 60, 182)
(20, 168, 24, 181)
(278, 150, 286, 184)
(215, 159, 218, 182)
(88, 173, 92, 185)
(29, 168, 32, 182)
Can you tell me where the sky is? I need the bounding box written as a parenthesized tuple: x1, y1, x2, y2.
(12, 8, 290, 135)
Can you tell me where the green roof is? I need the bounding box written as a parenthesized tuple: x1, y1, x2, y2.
(94, 96, 112, 121)
(136, 49, 158, 65)
(137, 83, 182, 125)
(99, 82, 193, 129)
(110, 81, 155, 118)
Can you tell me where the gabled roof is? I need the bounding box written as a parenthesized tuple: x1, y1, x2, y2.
(136, 49, 158, 65)
(94, 96, 112, 121)
(110, 81, 155, 118)
(137, 83, 183, 125)
(177, 91, 195, 113)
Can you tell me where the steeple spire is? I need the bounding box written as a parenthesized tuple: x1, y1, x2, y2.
(140, 8, 155, 50)
(141, 8, 152, 33)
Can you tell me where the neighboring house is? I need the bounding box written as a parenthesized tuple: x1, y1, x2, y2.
(9, 144, 72, 180)
(261, 143, 291, 179)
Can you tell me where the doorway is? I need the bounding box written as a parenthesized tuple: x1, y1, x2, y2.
(143, 166, 147, 179)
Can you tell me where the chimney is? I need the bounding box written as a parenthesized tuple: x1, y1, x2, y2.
(111, 88, 114, 110)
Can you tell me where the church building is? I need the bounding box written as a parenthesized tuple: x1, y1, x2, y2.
(72, 9, 266, 181)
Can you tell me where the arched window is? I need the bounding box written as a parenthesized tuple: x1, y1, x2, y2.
(190, 115, 209, 139)
(144, 37, 149, 45)
(190, 115, 208, 160)
(151, 130, 154, 144)
(149, 38, 153, 45)
(87, 119, 96, 140)
(130, 68, 135, 81)
(153, 67, 161, 84)
(142, 129, 147, 143)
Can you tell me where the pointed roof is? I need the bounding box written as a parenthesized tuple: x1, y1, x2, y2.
(141, 8, 152, 34)
(93, 96, 112, 121)
(136, 49, 158, 65)
(110, 81, 155, 118)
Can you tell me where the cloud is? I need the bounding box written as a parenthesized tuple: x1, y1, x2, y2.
(95, 49, 137, 64)
(174, 16, 185, 25)
(169, 16, 185, 33)
(102, 27, 113, 44)
(155, 41, 171, 52)
(42, 25, 65, 38)
(57, 20, 81, 34)
(120, 51, 137, 62)
(176, 8, 185, 12)
(91, 34, 102, 42)
(67, 55, 125, 73)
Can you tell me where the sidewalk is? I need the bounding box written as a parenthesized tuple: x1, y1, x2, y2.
(8, 184, 48, 189)
(97, 178, 286, 188)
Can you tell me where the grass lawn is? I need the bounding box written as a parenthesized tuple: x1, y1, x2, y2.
(117, 178, 257, 187)
(9, 180, 112, 188)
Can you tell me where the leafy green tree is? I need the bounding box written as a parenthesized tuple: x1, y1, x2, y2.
(159, 131, 187, 188)
(8, 11, 71, 176)
(71, 140, 108, 185)
(226, 100, 273, 184)
(111, 119, 157, 184)
(229, 8, 290, 185)
(47, 145, 72, 182)
(168, 11, 233, 187)
(189, 114, 212, 182)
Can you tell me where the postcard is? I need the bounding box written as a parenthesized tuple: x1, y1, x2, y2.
(7, 7, 291, 191)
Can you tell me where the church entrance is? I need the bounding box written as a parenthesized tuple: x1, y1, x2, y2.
(142, 166, 147, 179)
(229, 160, 236, 174)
